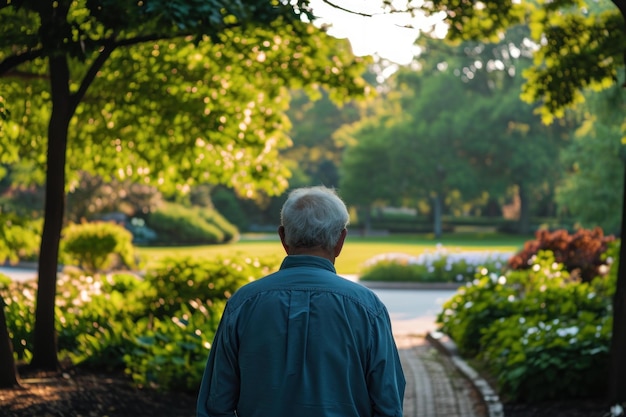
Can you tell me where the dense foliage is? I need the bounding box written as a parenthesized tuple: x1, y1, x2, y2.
(437, 239, 617, 402)
(1, 254, 274, 392)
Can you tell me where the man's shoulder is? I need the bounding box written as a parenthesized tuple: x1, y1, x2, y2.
(228, 269, 385, 314)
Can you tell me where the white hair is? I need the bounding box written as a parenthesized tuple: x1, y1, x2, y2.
(280, 186, 350, 251)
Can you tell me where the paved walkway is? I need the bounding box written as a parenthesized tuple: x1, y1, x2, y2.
(365, 276, 500, 417)
(395, 334, 488, 417)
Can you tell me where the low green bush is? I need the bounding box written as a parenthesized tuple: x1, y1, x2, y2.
(0, 214, 41, 264)
(3, 254, 272, 393)
(55, 271, 152, 368)
(478, 313, 611, 402)
(139, 255, 273, 317)
(60, 222, 137, 273)
(1, 277, 36, 361)
(123, 299, 224, 391)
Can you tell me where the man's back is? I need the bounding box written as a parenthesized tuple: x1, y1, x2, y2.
(197, 255, 405, 417)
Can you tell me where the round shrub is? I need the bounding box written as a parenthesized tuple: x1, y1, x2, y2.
(61, 222, 136, 273)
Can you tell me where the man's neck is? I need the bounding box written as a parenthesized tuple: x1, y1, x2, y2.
(287, 247, 335, 264)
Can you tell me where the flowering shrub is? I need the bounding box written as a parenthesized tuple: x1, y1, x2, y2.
(437, 242, 617, 402)
(508, 228, 614, 282)
(359, 244, 512, 283)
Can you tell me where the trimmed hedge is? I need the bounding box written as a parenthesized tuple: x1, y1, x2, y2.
(145, 202, 239, 246)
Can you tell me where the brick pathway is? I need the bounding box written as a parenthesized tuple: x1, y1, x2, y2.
(395, 335, 488, 417)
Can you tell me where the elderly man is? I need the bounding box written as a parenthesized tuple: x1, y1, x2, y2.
(197, 186, 405, 417)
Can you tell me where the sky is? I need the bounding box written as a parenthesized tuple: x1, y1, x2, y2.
(309, 0, 448, 66)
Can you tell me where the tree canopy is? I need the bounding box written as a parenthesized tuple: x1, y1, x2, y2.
(0, 0, 372, 373)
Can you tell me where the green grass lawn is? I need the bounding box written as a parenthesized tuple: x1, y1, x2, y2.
(137, 232, 529, 275)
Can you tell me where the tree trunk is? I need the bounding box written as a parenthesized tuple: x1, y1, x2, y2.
(518, 183, 531, 235)
(362, 206, 372, 236)
(30, 55, 71, 371)
(608, 164, 626, 404)
(0, 294, 20, 388)
(608, 1, 626, 404)
(432, 193, 443, 239)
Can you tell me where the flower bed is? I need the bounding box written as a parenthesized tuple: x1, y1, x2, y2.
(359, 244, 513, 283)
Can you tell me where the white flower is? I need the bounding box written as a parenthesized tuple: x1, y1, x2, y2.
(609, 404, 624, 417)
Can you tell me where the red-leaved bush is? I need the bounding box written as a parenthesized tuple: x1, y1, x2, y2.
(507, 227, 615, 282)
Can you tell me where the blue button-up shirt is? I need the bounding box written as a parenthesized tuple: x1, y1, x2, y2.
(197, 255, 405, 417)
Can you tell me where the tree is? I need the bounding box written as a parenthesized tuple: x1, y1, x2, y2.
(284, 89, 364, 187)
(339, 69, 482, 238)
(0, 0, 370, 374)
(423, 0, 626, 404)
(338, 116, 396, 233)
(557, 87, 626, 234)
(388, 70, 482, 238)
(413, 25, 571, 234)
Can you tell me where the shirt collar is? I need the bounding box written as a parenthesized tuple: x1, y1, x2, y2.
(279, 255, 337, 274)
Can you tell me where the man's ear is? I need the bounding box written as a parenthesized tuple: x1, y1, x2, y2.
(333, 229, 348, 258)
(278, 226, 289, 254)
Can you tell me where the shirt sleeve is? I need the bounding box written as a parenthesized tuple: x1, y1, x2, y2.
(196, 307, 240, 417)
(367, 306, 406, 417)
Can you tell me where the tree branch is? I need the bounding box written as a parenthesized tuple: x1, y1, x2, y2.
(320, 0, 374, 17)
(69, 41, 116, 114)
(0, 49, 45, 76)
(320, 0, 416, 17)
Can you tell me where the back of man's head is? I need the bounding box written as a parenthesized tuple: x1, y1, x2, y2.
(280, 186, 350, 252)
